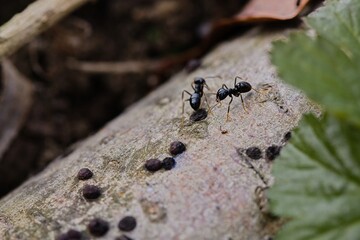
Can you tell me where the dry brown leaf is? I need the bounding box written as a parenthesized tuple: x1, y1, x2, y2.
(0, 59, 34, 161)
(235, 0, 311, 22)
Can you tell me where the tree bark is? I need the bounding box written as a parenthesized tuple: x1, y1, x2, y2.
(0, 28, 314, 240)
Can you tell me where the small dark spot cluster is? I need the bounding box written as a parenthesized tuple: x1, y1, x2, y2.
(118, 216, 137, 232)
(265, 145, 282, 161)
(87, 218, 109, 237)
(77, 168, 93, 180)
(82, 185, 101, 200)
(169, 141, 186, 156)
(145, 157, 176, 172)
(185, 59, 201, 73)
(145, 159, 163, 172)
(242, 144, 282, 162)
(162, 157, 176, 170)
(190, 108, 208, 122)
(56, 229, 82, 240)
(144, 141, 185, 173)
(245, 147, 262, 160)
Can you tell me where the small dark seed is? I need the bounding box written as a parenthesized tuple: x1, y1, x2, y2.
(266, 145, 282, 161)
(283, 132, 292, 142)
(82, 185, 101, 200)
(185, 59, 201, 73)
(77, 168, 93, 180)
(162, 157, 176, 170)
(87, 218, 109, 237)
(169, 141, 186, 156)
(66, 229, 82, 239)
(145, 159, 162, 172)
(118, 216, 137, 232)
(56, 229, 82, 240)
(115, 235, 134, 240)
(190, 108, 208, 122)
(245, 147, 262, 160)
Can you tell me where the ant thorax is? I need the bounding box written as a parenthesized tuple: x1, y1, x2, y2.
(216, 88, 229, 101)
(190, 92, 201, 110)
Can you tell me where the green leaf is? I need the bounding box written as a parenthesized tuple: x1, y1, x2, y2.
(269, 114, 360, 240)
(271, 0, 360, 127)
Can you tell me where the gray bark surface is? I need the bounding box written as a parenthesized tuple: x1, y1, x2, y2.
(0, 28, 315, 240)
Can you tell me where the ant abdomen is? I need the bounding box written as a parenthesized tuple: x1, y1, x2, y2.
(236, 81, 252, 93)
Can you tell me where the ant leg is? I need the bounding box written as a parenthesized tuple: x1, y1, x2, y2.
(182, 90, 192, 126)
(204, 82, 211, 90)
(191, 82, 196, 91)
(234, 76, 243, 87)
(203, 93, 213, 115)
(222, 84, 229, 89)
(226, 96, 233, 122)
(210, 101, 220, 110)
(240, 93, 249, 114)
(252, 87, 260, 94)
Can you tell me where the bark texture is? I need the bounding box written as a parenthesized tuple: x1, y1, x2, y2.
(0, 28, 315, 240)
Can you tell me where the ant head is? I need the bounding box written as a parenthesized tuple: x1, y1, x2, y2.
(194, 77, 206, 84)
(235, 81, 252, 93)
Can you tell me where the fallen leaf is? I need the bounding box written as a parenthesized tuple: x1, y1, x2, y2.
(236, 0, 311, 22)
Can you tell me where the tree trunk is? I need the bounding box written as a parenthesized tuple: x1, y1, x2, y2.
(0, 28, 314, 240)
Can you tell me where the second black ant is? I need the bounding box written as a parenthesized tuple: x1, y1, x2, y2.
(215, 76, 258, 121)
(182, 76, 220, 125)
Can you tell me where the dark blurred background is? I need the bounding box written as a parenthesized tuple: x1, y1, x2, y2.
(0, 0, 247, 197)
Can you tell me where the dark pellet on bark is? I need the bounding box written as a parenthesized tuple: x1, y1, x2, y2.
(169, 141, 186, 156)
(283, 132, 292, 142)
(145, 159, 162, 172)
(162, 157, 176, 170)
(82, 185, 101, 200)
(266, 145, 282, 161)
(88, 218, 109, 237)
(245, 147, 262, 160)
(118, 216, 137, 232)
(115, 235, 134, 240)
(185, 59, 201, 73)
(77, 168, 93, 180)
(190, 108, 208, 122)
(56, 229, 82, 240)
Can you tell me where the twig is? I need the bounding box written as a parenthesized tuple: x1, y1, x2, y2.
(68, 46, 203, 74)
(67, 59, 163, 74)
(0, 0, 90, 60)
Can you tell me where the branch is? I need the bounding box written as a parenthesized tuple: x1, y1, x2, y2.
(0, 0, 90, 59)
(0, 28, 315, 239)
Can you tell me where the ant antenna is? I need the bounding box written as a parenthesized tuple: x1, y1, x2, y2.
(204, 75, 222, 80)
(203, 76, 222, 90)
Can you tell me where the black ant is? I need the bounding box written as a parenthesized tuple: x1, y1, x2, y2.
(215, 76, 258, 121)
(182, 76, 219, 125)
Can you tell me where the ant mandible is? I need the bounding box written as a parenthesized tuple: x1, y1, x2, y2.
(216, 76, 258, 121)
(182, 76, 219, 124)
